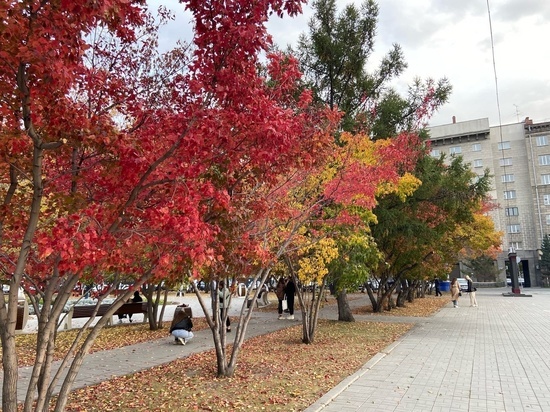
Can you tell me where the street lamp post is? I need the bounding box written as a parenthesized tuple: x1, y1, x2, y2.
(508, 247, 521, 294)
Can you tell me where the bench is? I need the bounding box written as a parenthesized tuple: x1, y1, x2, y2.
(64, 302, 148, 329)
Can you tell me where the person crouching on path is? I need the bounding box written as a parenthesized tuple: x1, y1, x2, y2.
(170, 308, 194, 345)
(275, 277, 286, 320)
(450, 278, 461, 308)
(465, 275, 478, 307)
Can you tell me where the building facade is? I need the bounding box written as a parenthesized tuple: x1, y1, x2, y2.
(428, 117, 550, 287)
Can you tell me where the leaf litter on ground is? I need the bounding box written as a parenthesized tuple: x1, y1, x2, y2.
(6, 293, 448, 410)
(55, 293, 447, 411)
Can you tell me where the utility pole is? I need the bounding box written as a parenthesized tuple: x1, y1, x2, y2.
(513, 104, 520, 123)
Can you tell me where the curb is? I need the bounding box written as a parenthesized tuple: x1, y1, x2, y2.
(303, 338, 403, 412)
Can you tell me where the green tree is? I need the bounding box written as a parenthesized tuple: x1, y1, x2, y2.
(367, 154, 496, 312)
(327, 230, 381, 321)
(293, 0, 451, 137)
(540, 235, 550, 287)
(461, 255, 500, 282)
(291, 0, 451, 321)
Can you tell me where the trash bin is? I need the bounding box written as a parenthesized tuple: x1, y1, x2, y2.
(237, 283, 246, 297)
(440, 281, 450, 292)
(16, 299, 29, 330)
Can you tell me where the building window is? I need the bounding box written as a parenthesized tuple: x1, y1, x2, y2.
(544, 195, 550, 205)
(507, 224, 521, 233)
(542, 174, 550, 185)
(539, 155, 550, 166)
(498, 141, 511, 150)
(505, 207, 519, 216)
(537, 135, 548, 146)
(509, 242, 522, 250)
(546, 215, 550, 225)
(449, 146, 462, 155)
(501, 174, 514, 183)
(504, 190, 516, 199)
(472, 143, 481, 152)
(430, 148, 440, 157)
(500, 157, 512, 166)
(473, 159, 483, 168)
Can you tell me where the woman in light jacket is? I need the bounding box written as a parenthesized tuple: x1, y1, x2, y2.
(450, 278, 461, 308)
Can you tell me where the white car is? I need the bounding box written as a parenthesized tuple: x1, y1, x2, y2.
(457, 278, 469, 292)
(506, 277, 525, 287)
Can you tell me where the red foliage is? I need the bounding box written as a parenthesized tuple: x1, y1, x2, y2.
(1, 0, 331, 291)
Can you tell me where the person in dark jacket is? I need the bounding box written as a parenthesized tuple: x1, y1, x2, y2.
(169, 307, 194, 345)
(275, 277, 286, 320)
(118, 290, 143, 323)
(283, 277, 296, 320)
(465, 275, 478, 307)
(434, 278, 442, 297)
(128, 291, 143, 322)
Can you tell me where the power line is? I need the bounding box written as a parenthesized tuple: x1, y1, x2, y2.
(486, 0, 514, 252)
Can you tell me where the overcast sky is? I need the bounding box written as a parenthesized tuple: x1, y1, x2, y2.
(152, 0, 550, 127)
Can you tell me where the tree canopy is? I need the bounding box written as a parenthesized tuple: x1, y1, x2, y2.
(293, 0, 451, 136)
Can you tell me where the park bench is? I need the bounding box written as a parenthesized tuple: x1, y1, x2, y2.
(64, 301, 148, 329)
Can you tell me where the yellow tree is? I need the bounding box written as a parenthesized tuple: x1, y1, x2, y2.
(277, 131, 424, 342)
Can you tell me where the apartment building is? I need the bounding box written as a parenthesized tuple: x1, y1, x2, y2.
(427, 117, 550, 287)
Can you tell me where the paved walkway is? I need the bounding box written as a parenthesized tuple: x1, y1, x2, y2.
(306, 287, 550, 412)
(6, 288, 550, 411)
(8, 295, 293, 404)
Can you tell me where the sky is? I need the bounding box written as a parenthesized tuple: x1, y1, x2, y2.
(151, 0, 550, 128)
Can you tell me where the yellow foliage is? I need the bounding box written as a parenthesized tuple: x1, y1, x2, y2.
(297, 238, 339, 285)
(375, 172, 421, 200)
(459, 213, 503, 259)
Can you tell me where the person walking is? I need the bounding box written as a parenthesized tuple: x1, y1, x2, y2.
(465, 275, 478, 307)
(284, 276, 296, 320)
(450, 277, 461, 308)
(169, 307, 194, 345)
(434, 278, 442, 296)
(218, 280, 231, 332)
(275, 277, 286, 320)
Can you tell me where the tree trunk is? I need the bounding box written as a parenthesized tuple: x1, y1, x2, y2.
(195, 269, 272, 378)
(143, 282, 168, 330)
(300, 282, 324, 344)
(1, 329, 18, 412)
(336, 289, 355, 322)
(281, 255, 327, 344)
(396, 279, 408, 307)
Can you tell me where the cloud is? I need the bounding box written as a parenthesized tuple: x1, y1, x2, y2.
(144, 0, 550, 127)
(492, 0, 550, 22)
